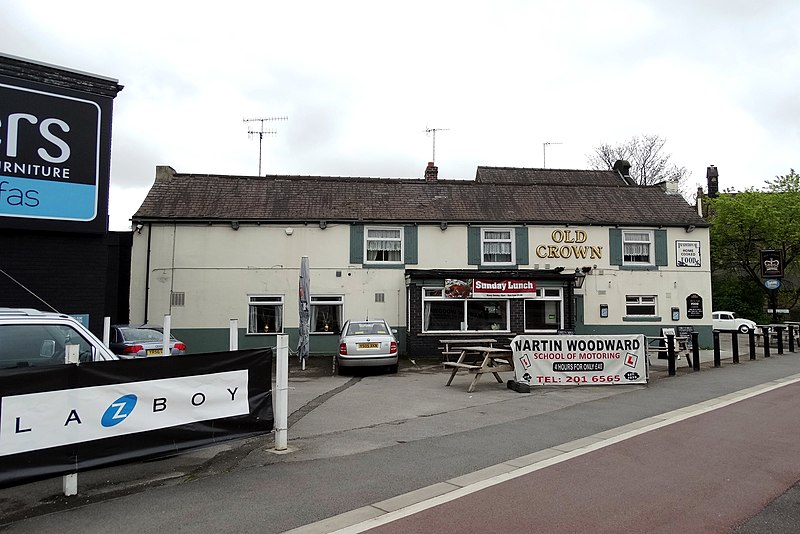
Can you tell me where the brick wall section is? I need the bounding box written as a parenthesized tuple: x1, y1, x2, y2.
(0, 230, 132, 336)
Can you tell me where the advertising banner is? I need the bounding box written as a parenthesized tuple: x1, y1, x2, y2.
(0, 348, 273, 488)
(511, 334, 647, 386)
(676, 240, 701, 267)
(0, 71, 114, 233)
(472, 279, 536, 298)
(445, 278, 537, 299)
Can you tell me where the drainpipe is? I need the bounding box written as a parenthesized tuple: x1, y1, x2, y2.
(143, 222, 152, 324)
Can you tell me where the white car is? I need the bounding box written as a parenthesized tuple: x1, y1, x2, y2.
(712, 311, 757, 334)
(0, 308, 118, 370)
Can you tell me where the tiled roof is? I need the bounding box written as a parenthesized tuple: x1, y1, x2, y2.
(133, 167, 708, 227)
(476, 166, 632, 186)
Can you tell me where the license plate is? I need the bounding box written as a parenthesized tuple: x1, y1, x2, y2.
(358, 343, 379, 349)
(146, 349, 165, 356)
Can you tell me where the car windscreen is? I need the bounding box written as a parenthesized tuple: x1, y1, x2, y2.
(346, 322, 389, 336)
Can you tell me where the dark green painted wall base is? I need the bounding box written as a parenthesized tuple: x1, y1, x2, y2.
(575, 324, 714, 349)
(174, 328, 409, 356)
(175, 324, 712, 357)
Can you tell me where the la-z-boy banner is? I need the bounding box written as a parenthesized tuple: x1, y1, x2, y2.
(0, 72, 113, 233)
(512, 334, 648, 386)
(0, 348, 273, 488)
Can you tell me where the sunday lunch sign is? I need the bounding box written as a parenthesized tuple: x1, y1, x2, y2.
(445, 279, 536, 299)
(511, 334, 648, 386)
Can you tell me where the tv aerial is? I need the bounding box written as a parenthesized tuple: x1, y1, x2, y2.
(425, 127, 450, 163)
(543, 141, 563, 169)
(244, 116, 287, 175)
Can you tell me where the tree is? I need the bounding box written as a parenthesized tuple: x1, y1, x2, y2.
(587, 134, 689, 187)
(707, 170, 800, 321)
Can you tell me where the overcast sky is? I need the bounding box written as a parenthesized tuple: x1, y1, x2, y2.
(3, 1, 798, 230)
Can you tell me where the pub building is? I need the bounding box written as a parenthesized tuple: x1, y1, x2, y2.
(129, 162, 712, 357)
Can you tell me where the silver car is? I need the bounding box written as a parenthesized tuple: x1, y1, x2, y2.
(337, 319, 399, 373)
(109, 325, 187, 358)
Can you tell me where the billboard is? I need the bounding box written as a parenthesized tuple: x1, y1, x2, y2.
(511, 334, 648, 386)
(0, 59, 117, 233)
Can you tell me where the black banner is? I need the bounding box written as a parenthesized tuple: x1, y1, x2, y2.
(0, 348, 273, 488)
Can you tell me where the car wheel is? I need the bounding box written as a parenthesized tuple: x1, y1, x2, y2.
(739, 325, 751, 334)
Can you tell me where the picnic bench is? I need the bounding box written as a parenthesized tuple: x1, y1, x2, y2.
(443, 345, 514, 392)
(438, 338, 497, 361)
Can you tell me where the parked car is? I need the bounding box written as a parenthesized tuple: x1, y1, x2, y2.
(109, 325, 187, 358)
(337, 319, 399, 373)
(712, 311, 757, 333)
(0, 308, 118, 370)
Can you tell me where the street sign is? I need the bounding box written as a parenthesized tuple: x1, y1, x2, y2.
(764, 279, 781, 290)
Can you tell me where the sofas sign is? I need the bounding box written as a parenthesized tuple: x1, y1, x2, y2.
(0, 74, 111, 232)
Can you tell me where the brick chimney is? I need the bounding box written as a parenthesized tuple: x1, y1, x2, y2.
(707, 165, 719, 198)
(424, 161, 438, 182)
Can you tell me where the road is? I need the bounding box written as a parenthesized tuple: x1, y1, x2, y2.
(348, 379, 800, 533)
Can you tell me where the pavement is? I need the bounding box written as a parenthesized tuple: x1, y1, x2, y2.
(1, 335, 798, 531)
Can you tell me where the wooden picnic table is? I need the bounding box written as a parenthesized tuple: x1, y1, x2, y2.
(438, 338, 497, 361)
(443, 345, 513, 392)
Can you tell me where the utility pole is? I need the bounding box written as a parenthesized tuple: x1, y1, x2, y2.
(244, 116, 287, 175)
(425, 127, 450, 163)
(543, 141, 562, 169)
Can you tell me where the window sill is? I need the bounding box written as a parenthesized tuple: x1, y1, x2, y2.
(245, 332, 283, 335)
(363, 263, 405, 269)
(619, 264, 658, 271)
(622, 316, 662, 322)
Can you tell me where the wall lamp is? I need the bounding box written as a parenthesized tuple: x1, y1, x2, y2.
(685, 224, 696, 233)
(135, 223, 143, 234)
(319, 221, 327, 230)
(440, 221, 448, 231)
(231, 221, 240, 231)
(573, 267, 586, 289)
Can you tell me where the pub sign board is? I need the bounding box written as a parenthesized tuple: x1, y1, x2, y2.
(760, 249, 784, 279)
(0, 63, 117, 233)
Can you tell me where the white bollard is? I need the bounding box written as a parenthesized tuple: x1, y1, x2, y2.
(229, 319, 239, 351)
(275, 334, 289, 450)
(63, 344, 80, 496)
(103, 317, 111, 347)
(163, 314, 171, 356)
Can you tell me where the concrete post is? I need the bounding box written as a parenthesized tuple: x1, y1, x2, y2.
(163, 314, 171, 356)
(229, 319, 239, 351)
(275, 334, 289, 451)
(103, 317, 111, 347)
(63, 344, 80, 496)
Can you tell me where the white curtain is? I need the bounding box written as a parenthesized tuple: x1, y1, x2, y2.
(484, 241, 511, 262)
